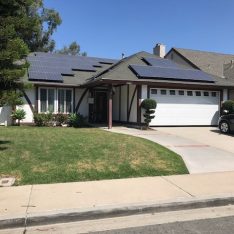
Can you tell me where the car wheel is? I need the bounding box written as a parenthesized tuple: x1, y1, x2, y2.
(219, 121, 230, 133)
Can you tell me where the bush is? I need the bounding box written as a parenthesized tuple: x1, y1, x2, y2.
(34, 113, 53, 126)
(54, 113, 68, 126)
(141, 99, 157, 128)
(222, 100, 234, 114)
(141, 98, 157, 110)
(11, 109, 26, 126)
(68, 113, 87, 128)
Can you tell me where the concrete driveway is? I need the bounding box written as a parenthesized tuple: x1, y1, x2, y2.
(107, 127, 234, 174)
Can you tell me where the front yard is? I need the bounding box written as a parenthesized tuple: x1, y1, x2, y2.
(0, 127, 188, 185)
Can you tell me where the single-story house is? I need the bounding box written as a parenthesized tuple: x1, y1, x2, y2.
(1, 43, 234, 128)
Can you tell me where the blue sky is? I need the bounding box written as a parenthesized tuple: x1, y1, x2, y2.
(45, 0, 234, 59)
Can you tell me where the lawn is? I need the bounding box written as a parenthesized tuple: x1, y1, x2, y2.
(0, 127, 188, 185)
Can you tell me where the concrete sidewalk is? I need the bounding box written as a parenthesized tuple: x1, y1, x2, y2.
(107, 127, 234, 173)
(1, 172, 234, 229)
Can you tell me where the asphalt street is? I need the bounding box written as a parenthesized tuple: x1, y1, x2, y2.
(93, 215, 234, 234)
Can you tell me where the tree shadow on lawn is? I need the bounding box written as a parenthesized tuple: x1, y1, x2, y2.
(0, 140, 11, 151)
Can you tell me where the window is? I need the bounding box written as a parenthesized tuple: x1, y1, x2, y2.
(151, 89, 157, 95)
(170, 90, 176, 95)
(204, 91, 209, 96)
(40, 88, 55, 113)
(187, 91, 193, 96)
(39, 88, 72, 113)
(161, 90, 167, 95)
(195, 91, 201, 96)
(179, 90, 184, 95)
(58, 89, 72, 113)
(211, 92, 217, 97)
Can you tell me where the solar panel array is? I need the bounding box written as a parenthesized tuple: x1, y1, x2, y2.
(143, 57, 180, 69)
(130, 64, 215, 83)
(27, 52, 117, 82)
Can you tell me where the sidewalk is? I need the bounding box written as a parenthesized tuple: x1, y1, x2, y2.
(1, 171, 234, 229)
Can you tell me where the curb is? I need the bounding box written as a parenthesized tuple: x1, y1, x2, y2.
(1, 196, 234, 230)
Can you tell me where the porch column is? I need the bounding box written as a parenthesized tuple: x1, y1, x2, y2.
(108, 85, 113, 129)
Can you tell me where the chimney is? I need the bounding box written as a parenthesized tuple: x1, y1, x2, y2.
(153, 43, 166, 58)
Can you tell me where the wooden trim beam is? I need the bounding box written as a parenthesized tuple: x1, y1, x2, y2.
(127, 86, 137, 122)
(108, 85, 113, 129)
(137, 85, 142, 124)
(73, 87, 76, 113)
(119, 86, 121, 121)
(127, 84, 129, 122)
(35, 86, 38, 113)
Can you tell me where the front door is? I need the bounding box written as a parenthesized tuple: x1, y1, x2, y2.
(94, 91, 107, 123)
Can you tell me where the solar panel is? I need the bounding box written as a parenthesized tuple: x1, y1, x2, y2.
(143, 57, 180, 69)
(27, 52, 118, 82)
(30, 66, 74, 75)
(129, 65, 214, 83)
(28, 71, 63, 82)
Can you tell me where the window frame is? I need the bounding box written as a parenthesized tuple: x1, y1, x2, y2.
(38, 87, 73, 114)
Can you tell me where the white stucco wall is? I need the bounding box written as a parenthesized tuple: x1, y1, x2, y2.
(223, 89, 228, 101)
(18, 88, 35, 123)
(75, 88, 89, 117)
(120, 85, 127, 121)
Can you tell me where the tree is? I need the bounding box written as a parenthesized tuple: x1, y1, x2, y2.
(222, 100, 234, 114)
(57, 41, 87, 56)
(141, 99, 157, 129)
(11, 109, 26, 126)
(0, 0, 61, 106)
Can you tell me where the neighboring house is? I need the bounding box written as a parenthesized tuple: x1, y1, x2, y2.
(1, 44, 234, 127)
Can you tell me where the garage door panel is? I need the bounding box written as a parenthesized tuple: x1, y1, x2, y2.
(150, 89, 219, 126)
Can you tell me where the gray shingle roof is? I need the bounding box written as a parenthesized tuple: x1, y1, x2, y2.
(172, 48, 234, 78)
(86, 51, 234, 88)
(26, 52, 118, 86)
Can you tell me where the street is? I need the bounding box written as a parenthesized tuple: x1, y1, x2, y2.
(94, 216, 234, 234)
(2, 205, 234, 234)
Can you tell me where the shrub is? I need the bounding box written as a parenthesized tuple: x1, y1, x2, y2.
(54, 113, 68, 126)
(68, 113, 87, 128)
(141, 99, 157, 128)
(11, 109, 26, 126)
(222, 100, 234, 114)
(34, 113, 53, 126)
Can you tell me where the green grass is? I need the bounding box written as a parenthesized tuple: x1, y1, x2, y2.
(0, 127, 188, 185)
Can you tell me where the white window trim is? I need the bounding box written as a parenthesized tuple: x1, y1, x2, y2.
(38, 87, 73, 114)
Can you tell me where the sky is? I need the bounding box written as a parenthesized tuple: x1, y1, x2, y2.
(44, 0, 234, 59)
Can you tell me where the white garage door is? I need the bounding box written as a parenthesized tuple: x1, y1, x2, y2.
(149, 88, 220, 126)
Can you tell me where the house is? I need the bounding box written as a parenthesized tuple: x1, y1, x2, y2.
(1, 44, 234, 128)
(166, 47, 234, 100)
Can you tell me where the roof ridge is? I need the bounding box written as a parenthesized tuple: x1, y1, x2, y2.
(174, 47, 234, 57)
(85, 51, 151, 83)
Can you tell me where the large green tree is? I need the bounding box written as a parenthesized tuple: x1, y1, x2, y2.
(0, 0, 61, 106)
(57, 41, 87, 56)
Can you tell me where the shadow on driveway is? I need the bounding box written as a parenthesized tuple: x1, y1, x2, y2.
(210, 129, 234, 137)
